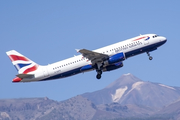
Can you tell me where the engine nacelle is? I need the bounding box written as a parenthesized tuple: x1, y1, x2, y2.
(104, 52, 125, 65)
(80, 64, 93, 72)
(103, 62, 123, 72)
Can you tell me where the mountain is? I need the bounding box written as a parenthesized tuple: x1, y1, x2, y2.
(0, 96, 165, 120)
(0, 97, 59, 120)
(0, 96, 131, 120)
(82, 73, 180, 110)
(1, 73, 180, 120)
(154, 99, 180, 119)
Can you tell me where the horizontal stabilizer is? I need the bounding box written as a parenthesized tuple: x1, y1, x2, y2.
(16, 74, 34, 78)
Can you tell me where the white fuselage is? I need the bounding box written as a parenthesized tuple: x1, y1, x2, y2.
(21, 34, 167, 82)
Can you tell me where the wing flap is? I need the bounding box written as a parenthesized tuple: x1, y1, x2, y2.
(78, 49, 109, 64)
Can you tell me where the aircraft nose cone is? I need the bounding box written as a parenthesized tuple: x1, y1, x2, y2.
(163, 37, 167, 42)
(160, 36, 167, 44)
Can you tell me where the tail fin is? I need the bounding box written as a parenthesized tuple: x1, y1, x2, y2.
(6, 50, 39, 74)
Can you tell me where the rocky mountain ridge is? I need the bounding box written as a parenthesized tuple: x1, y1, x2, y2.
(1, 73, 180, 120)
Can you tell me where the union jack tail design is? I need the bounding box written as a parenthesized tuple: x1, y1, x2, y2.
(6, 50, 39, 74)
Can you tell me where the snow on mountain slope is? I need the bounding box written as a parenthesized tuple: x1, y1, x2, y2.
(159, 84, 176, 90)
(125, 81, 144, 97)
(82, 73, 180, 109)
(111, 86, 128, 102)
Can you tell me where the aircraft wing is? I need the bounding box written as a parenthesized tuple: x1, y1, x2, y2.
(78, 49, 109, 64)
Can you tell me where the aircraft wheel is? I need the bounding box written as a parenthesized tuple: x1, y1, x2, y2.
(96, 74, 101, 79)
(149, 56, 153, 60)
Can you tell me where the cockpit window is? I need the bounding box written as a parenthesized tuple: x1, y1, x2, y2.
(153, 35, 159, 38)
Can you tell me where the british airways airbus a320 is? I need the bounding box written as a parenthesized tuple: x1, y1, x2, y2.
(6, 34, 167, 82)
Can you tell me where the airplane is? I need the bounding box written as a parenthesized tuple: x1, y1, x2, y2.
(6, 34, 167, 82)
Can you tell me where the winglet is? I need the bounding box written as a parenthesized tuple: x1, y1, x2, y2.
(75, 49, 80, 53)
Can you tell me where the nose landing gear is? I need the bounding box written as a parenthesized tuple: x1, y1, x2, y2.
(147, 52, 153, 60)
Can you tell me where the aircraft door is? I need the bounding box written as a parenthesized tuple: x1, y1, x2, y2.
(42, 66, 49, 77)
(144, 40, 149, 45)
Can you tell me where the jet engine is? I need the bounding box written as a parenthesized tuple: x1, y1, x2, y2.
(102, 62, 123, 72)
(104, 52, 125, 65)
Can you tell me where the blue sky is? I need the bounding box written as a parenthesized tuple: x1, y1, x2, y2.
(1, 1, 179, 101)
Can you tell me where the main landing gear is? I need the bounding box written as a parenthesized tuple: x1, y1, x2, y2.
(147, 52, 153, 60)
(95, 63, 103, 79)
(96, 70, 102, 79)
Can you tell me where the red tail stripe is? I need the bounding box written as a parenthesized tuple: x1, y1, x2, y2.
(9, 55, 29, 62)
(23, 65, 38, 74)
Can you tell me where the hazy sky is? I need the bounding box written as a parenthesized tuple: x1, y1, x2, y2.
(1, 1, 179, 101)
